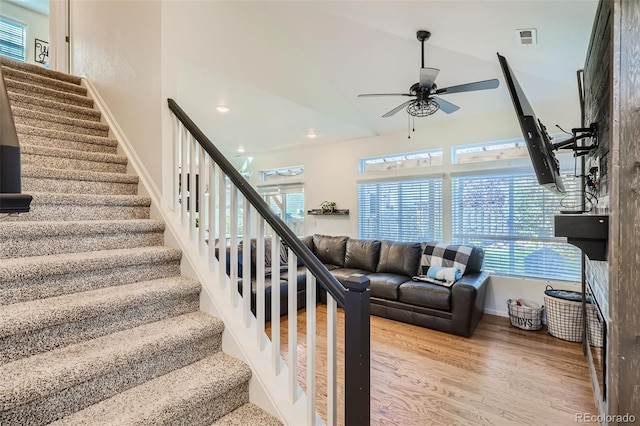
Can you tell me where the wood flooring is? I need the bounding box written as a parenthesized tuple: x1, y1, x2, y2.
(266, 305, 596, 425)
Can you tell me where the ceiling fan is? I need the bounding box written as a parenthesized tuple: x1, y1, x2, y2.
(358, 30, 499, 118)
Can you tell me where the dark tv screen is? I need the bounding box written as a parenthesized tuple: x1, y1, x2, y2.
(497, 53, 565, 194)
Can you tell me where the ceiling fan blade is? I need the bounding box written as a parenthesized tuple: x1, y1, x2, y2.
(382, 100, 414, 117)
(434, 78, 499, 95)
(358, 93, 413, 97)
(433, 96, 460, 114)
(419, 67, 440, 89)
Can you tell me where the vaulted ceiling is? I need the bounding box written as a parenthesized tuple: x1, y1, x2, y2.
(175, 1, 599, 156)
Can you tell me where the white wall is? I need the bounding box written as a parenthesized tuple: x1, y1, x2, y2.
(0, 0, 48, 67)
(70, 0, 163, 192)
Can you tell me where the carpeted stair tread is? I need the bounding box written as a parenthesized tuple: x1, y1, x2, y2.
(17, 193, 151, 222)
(0, 276, 200, 338)
(21, 165, 138, 184)
(21, 144, 127, 167)
(0, 277, 201, 363)
(27, 192, 151, 207)
(22, 166, 139, 196)
(0, 246, 182, 283)
(211, 403, 282, 425)
(12, 106, 109, 137)
(0, 219, 165, 258)
(0, 312, 224, 412)
(8, 92, 102, 122)
(1, 66, 87, 96)
(50, 352, 252, 426)
(16, 124, 118, 154)
(0, 57, 82, 85)
(20, 144, 127, 174)
(4, 79, 93, 109)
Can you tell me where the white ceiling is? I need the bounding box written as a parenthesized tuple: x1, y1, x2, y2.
(176, 1, 599, 157)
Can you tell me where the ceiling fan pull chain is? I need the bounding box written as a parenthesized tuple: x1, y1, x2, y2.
(407, 114, 411, 139)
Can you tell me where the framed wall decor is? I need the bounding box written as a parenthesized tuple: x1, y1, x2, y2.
(34, 38, 49, 66)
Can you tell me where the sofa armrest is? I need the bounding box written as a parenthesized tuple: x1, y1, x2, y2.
(450, 271, 490, 337)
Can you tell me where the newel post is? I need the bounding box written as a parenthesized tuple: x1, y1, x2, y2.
(344, 274, 371, 425)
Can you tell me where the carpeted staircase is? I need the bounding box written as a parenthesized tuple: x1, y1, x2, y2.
(0, 57, 281, 425)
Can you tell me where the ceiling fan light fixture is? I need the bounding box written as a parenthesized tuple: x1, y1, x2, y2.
(406, 99, 439, 117)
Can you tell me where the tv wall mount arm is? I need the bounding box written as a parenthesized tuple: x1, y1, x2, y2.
(551, 122, 598, 156)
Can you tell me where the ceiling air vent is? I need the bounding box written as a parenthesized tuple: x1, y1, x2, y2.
(516, 28, 537, 45)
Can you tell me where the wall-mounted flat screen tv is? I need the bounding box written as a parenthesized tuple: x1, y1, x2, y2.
(497, 53, 565, 194)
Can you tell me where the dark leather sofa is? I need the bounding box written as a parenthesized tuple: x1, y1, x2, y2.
(227, 234, 489, 337)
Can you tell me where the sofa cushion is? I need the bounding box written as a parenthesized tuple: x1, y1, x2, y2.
(344, 239, 381, 272)
(376, 241, 422, 276)
(365, 273, 410, 300)
(398, 281, 452, 311)
(313, 234, 348, 267)
(420, 241, 479, 276)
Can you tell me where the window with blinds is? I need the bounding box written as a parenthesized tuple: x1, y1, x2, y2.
(0, 18, 26, 62)
(358, 177, 443, 242)
(451, 171, 581, 281)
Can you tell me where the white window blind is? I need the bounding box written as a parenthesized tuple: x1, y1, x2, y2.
(451, 171, 581, 281)
(0, 18, 26, 62)
(358, 178, 443, 242)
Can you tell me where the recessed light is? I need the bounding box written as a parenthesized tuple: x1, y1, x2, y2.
(216, 106, 230, 113)
(307, 132, 317, 138)
(237, 146, 245, 153)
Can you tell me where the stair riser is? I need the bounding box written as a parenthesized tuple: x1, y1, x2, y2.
(1, 68, 87, 97)
(0, 295, 200, 365)
(168, 384, 249, 426)
(21, 153, 127, 174)
(0, 230, 164, 259)
(0, 334, 221, 426)
(15, 203, 150, 222)
(22, 177, 138, 196)
(6, 84, 93, 109)
(9, 95, 101, 123)
(0, 261, 181, 305)
(16, 134, 118, 155)
(14, 115, 109, 138)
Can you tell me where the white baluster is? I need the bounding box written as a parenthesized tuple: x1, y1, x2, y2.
(327, 295, 337, 426)
(256, 218, 266, 348)
(180, 129, 188, 228)
(188, 136, 197, 239)
(242, 202, 252, 326)
(207, 159, 216, 270)
(198, 145, 206, 253)
(306, 271, 317, 426)
(288, 249, 298, 403)
(217, 168, 226, 287)
(229, 185, 239, 307)
(271, 233, 281, 374)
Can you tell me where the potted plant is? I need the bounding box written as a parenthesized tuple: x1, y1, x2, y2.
(320, 200, 337, 214)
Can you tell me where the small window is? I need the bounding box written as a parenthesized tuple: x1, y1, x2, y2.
(359, 149, 443, 173)
(452, 138, 528, 164)
(260, 166, 304, 182)
(0, 17, 26, 62)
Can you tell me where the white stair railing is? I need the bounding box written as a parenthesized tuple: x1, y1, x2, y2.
(167, 99, 370, 425)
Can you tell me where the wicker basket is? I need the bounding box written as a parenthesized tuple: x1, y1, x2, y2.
(544, 288, 583, 342)
(507, 299, 544, 331)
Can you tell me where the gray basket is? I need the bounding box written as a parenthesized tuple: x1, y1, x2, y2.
(507, 299, 544, 331)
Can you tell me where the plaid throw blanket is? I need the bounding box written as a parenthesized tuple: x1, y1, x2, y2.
(420, 241, 473, 276)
